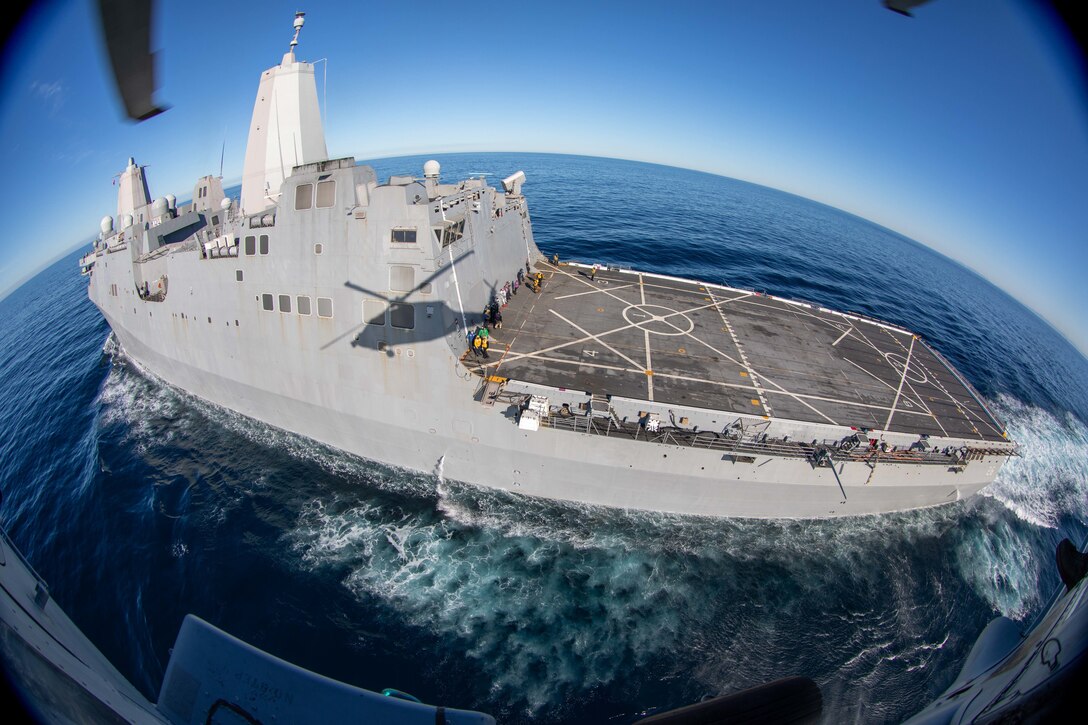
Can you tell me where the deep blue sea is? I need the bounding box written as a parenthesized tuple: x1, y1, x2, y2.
(2, 153, 1087, 723)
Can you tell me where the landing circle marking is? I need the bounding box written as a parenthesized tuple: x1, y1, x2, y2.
(884, 352, 928, 384)
(622, 304, 694, 336)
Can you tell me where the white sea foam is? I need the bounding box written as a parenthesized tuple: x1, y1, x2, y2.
(946, 393, 1088, 620)
(981, 393, 1088, 528)
(286, 394, 1088, 715)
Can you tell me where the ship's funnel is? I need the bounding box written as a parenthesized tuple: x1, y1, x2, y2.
(240, 14, 328, 216)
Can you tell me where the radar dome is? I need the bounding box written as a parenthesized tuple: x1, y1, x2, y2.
(220, 197, 232, 211)
(120, 213, 133, 229)
(423, 160, 441, 179)
(165, 194, 176, 209)
(100, 216, 114, 235)
(151, 197, 169, 218)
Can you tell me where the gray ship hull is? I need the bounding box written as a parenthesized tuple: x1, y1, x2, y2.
(103, 301, 1002, 519)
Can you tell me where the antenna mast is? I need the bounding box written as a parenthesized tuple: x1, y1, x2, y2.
(289, 11, 306, 51)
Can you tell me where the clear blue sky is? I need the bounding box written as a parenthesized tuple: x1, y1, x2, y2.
(2, 0, 1086, 355)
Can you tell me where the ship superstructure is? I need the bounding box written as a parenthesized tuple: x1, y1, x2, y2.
(80, 14, 1016, 519)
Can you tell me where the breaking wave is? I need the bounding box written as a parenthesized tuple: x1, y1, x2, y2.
(283, 393, 1087, 721)
(981, 393, 1088, 528)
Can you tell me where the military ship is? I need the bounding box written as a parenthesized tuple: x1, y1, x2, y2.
(79, 13, 1016, 519)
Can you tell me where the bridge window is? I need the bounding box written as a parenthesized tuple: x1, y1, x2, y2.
(317, 297, 333, 318)
(390, 303, 414, 329)
(278, 294, 291, 313)
(295, 183, 313, 210)
(363, 299, 386, 326)
(261, 294, 273, 311)
(391, 228, 416, 245)
(316, 180, 335, 208)
(259, 235, 269, 255)
(244, 236, 256, 255)
(438, 219, 464, 247)
(297, 296, 311, 316)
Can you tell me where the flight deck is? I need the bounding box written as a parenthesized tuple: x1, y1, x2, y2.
(466, 263, 1007, 443)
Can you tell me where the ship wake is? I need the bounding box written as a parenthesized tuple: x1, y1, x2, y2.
(95, 347, 1088, 721)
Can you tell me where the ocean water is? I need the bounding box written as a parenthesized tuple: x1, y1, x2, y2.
(1, 152, 1087, 723)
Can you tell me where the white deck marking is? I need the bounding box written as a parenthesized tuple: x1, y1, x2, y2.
(878, 327, 993, 440)
(550, 264, 641, 307)
(524, 278, 832, 423)
(554, 283, 636, 300)
(468, 356, 935, 422)
(671, 325, 835, 424)
(844, 357, 900, 393)
(832, 327, 854, 346)
(849, 323, 898, 361)
(639, 274, 654, 399)
(706, 287, 770, 415)
(549, 309, 646, 371)
(886, 332, 999, 438)
(907, 354, 993, 440)
(755, 376, 838, 425)
(883, 335, 916, 430)
(844, 326, 954, 434)
(498, 268, 983, 431)
(676, 330, 747, 370)
(648, 370, 936, 419)
(644, 329, 654, 400)
(843, 356, 933, 417)
(901, 376, 947, 436)
(523, 356, 636, 374)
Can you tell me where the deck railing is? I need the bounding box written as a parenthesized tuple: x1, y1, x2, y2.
(537, 413, 1011, 465)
